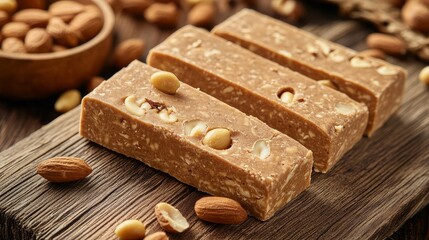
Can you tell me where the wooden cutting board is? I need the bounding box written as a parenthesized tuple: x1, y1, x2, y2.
(1, 2, 428, 240)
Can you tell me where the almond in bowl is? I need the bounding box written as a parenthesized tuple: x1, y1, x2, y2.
(0, 0, 114, 100)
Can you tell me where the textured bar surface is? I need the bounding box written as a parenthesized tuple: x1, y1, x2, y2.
(212, 9, 406, 136)
(79, 61, 313, 220)
(148, 26, 368, 173)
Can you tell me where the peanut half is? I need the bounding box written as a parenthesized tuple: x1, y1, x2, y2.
(115, 219, 146, 240)
(155, 202, 189, 233)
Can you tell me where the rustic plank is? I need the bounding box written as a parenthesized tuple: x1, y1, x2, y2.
(0, 1, 428, 239)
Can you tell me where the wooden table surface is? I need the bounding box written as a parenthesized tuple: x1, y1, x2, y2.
(0, 1, 428, 239)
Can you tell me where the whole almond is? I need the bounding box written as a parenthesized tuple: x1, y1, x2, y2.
(0, 10, 9, 28)
(194, 196, 248, 224)
(1, 21, 29, 39)
(13, 9, 50, 27)
(25, 28, 52, 53)
(187, 2, 216, 27)
(366, 33, 406, 55)
(46, 17, 79, 47)
(17, 0, 46, 10)
(113, 38, 145, 68)
(121, 0, 152, 15)
(49, 0, 84, 23)
(0, 0, 16, 14)
(37, 157, 92, 183)
(1, 37, 26, 53)
(402, 0, 429, 33)
(359, 48, 387, 60)
(144, 3, 179, 27)
(69, 11, 103, 42)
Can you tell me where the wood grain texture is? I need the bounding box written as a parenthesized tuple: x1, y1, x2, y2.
(0, 1, 428, 239)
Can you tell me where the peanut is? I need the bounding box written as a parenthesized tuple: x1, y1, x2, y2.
(150, 71, 180, 95)
(203, 128, 231, 150)
(155, 202, 189, 233)
(419, 66, 429, 85)
(54, 89, 81, 113)
(114, 220, 146, 240)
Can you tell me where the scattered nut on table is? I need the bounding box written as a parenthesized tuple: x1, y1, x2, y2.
(144, 231, 169, 240)
(144, 3, 179, 28)
(155, 202, 190, 233)
(54, 89, 82, 113)
(194, 196, 248, 224)
(419, 66, 429, 85)
(113, 38, 145, 69)
(36, 157, 92, 183)
(115, 219, 146, 240)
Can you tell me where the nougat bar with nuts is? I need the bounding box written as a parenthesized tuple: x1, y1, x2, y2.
(212, 9, 406, 136)
(79, 60, 313, 221)
(147, 26, 368, 173)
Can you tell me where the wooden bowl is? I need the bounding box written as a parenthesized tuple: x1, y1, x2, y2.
(0, 0, 114, 100)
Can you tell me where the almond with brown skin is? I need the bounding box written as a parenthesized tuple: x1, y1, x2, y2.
(366, 33, 406, 55)
(144, 3, 179, 27)
(37, 157, 92, 183)
(17, 0, 46, 10)
(402, 0, 429, 33)
(187, 2, 216, 27)
(69, 11, 103, 42)
(1, 37, 26, 53)
(120, 0, 152, 15)
(1, 21, 29, 39)
(113, 38, 145, 68)
(194, 196, 248, 224)
(46, 17, 79, 47)
(25, 28, 52, 53)
(13, 9, 50, 27)
(0, 10, 9, 28)
(49, 0, 84, 23)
